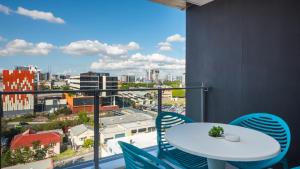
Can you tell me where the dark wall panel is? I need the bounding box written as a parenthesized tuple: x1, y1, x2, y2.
(186, 0, 300, 166)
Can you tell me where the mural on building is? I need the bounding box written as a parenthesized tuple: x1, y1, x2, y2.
(2, 70, 34, 115)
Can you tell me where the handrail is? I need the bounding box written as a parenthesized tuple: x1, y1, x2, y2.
(0, 86, 206, 95)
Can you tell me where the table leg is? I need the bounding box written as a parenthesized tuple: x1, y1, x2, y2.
(207, 158, 225, 169)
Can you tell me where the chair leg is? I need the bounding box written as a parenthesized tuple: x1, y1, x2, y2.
(281, 157, 289, 169)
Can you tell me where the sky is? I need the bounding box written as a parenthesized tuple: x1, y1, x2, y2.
(0, 0, 186, 77)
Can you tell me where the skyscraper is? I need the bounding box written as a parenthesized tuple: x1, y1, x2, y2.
(146, 69, 160, 83)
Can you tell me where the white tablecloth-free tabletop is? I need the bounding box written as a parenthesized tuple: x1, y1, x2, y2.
(165, 123, 280, 169)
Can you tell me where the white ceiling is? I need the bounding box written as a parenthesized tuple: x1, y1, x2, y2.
(187, 0, 214, 6)
(151, 0, 214, 10)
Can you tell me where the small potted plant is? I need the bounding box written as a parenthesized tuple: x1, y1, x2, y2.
(208, 126, 224, 137)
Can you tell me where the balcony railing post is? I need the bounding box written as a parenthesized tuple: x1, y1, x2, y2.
(200, 82, 208, 122)
(93, 90, 100, 169)
(158, 89, 162, 114)
(0, 93, 3, 117)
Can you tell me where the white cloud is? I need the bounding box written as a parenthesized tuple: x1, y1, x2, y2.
(0, 39, 54, 56)
(90, 52, 185, 71)
(0, 4, 11, 15)
(158, 42, 172, 51)
(158, 34, 185, 51)
(16, 7, 65, 24)
(127, 42, 140, 50)
(61, 40, 140, 56)
(166, 34, 185, 42)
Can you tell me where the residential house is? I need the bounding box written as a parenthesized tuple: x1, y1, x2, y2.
(10, 129, 61, 157)
(69, 124, 94, 150)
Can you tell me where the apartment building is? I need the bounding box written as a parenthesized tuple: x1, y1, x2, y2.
(70, 72, 118, 96)
(2, 70, 35, 117)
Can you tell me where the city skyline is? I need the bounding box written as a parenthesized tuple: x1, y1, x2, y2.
(0, 0, 186, 77)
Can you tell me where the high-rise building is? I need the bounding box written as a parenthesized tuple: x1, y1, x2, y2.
(182, 73, 186, 87)
(175, 76, 183, 82)
(166, 74, 174, 81)
(2, 70, 35, 117)
(128, 75, 135, 83)
(69, 72, 118, 96)
(119, 75, 136, 83)
(119, 75, 128, 83)
(146, 69, 159, 83)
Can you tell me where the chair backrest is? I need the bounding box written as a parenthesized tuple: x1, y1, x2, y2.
(118, 141, 173, 169)
(156, 112, 193, 153)
(230, 113, 291, 163)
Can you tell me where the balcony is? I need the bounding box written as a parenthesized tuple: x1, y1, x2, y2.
(1, 0, 300, 168)
(0, 87, 207, 169)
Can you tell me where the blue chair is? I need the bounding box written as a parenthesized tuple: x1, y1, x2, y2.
(156, 112, 208, 169)
(291, 166, 300, 169)
(118, 141, 174, 169)
(229, 113, 291, 169)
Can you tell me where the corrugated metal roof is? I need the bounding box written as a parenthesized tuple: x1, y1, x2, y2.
(69, 124, 93, 136)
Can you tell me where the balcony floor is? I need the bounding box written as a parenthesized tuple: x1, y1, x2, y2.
(56, 147, 236, 169)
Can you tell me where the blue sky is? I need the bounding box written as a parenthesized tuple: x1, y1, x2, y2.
(0, 0, 185, 77)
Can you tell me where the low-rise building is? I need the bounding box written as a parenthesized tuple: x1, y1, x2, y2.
(69, 124, 94, 150)
(36, 93, 67, 113)
(99, 113, 155, 144)
(64, 93, 119, 113)
(103, 132, 157, 157)
(10, 129, 61, 157)
(162, 89, 172, 98)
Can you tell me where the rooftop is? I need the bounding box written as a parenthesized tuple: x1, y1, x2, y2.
(100, 113, 153, 126)
(10, 130, 61, 149)
(69, 124, 93, 136)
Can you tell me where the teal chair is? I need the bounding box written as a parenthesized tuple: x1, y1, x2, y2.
(229, 113, 291, 169)
(291, 166, 300, 169)
(156, 112, 208, 169)
(118, 141, 173, 169)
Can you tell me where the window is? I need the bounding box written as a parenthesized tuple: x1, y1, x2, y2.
(49, 143, 55, 147)
(80, 137, 87, 141)
(115, 133, 125, 138)
(131, 129, 137, 135)
(138, 128, 147, 133)
(148, 127, 156, 132)
(104, 137, 113, 144)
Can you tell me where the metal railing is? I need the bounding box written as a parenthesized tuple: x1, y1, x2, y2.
(0, 86, 208, 169)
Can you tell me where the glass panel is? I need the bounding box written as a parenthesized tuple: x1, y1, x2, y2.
(100, 89, 158, 158)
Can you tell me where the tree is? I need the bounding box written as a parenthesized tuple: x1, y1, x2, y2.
(83, 139, 94, 148)
(22, 146, 33, 162)
(32, 141, 48, 161)
(34, 149, 47, 161)
(13, 149, 25, 164)
(78, 112, 90, 124)
(2, 142, 49, 167)
(54, 107, 72, 116)
(2, 150, 16, 166)
(62, 85, 70, 90)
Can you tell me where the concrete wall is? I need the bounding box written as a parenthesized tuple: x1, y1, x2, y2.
(186, 0, 300, 166)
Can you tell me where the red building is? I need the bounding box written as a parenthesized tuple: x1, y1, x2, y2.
(11, 129, 61, 157)
(2, 70, 34, 116)
(64, 93, 119, 113)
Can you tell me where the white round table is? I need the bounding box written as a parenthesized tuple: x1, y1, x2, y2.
(165, 123, 280, 169)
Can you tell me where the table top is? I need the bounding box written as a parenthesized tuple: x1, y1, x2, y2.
(165, 122, 280, 161)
